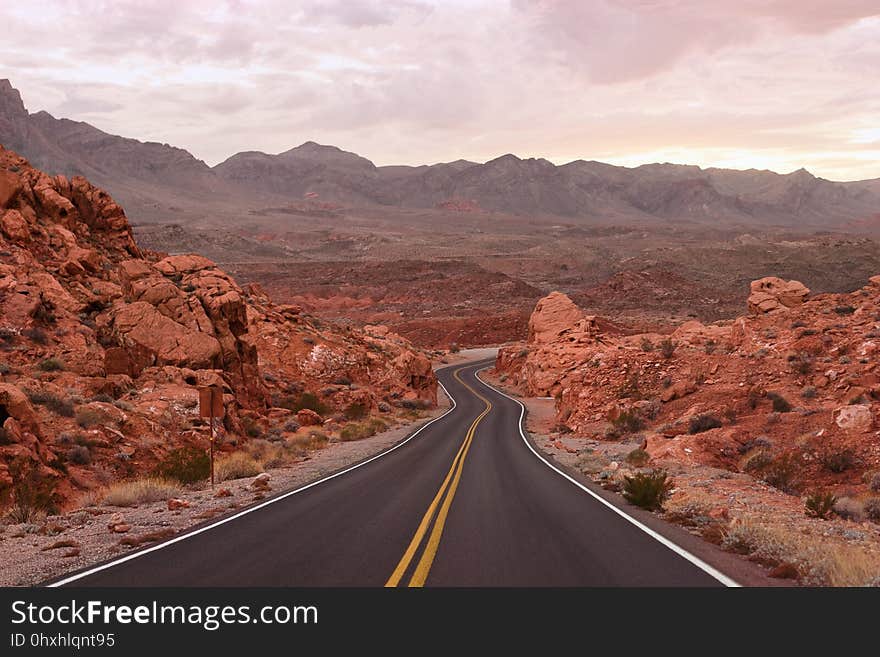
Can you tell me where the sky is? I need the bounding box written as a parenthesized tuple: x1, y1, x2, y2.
(1, 0, 879, 181)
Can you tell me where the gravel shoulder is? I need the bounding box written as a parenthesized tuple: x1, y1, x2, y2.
(0, 393, 451, 587)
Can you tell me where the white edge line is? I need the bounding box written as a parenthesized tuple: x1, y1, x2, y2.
(49, 372, 462, 587)
(474, 369, 741, 588)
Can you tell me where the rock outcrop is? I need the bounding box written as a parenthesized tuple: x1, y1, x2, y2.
(0, 145, 437, 510)
(747, 277, 810, 314)
(497, 276, 880, 496)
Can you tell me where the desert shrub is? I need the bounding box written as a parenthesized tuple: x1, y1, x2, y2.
(833, 305, 855, 315)
(103, 477, 181, 507)
(302, 336, 315, 345)
(704, 340, 717, 355)
(283, 419, 301, 433)
(367, 417, 388, 434)
(870, 472, 880, 492)
(75, 408, 105, 429)
(617, 373, 642, 400)
(215, 452, 263, 482)
(332, 375, 352, 386)
(625, 448, 650, 467)
(21, 327, 48, 345)
(611, 410, 645, 434)
(833, 497, 864, 521)
(801, 386, 817, 400)
(90, 393, 114, 404)
(343, 401, 369, 421)
(689, 413, 722, 434)
(804, 491, 836, 519)
(723, 407, 737, 424)
(340, 423, 373, 441)
(640, 337, 654, 352)
(281, 392, 328, 415)
(241, 416, 263, 438)
(658, 338, 676, 359)
(789, 352, 813, 375)
(5, 458, 59, 521)
(37, 358, 65, 372)
(67, 445, 91, 466)
(760, 453, 801, 494)
(863, 498, 880, 522)
(400, 398, 431, 410)
(0, 327, 17, 346)
(26, 390, 75, 417)
(29, 295, 57, 324)
(821, 448, 856, 474)
(622, 470, 673, 511)
(154, 447, 210, 484)
(449, 342, 460, 353)
(0, 361, 10, 375)
(288, 430, 329, 451)
(767, 392, 792, 413)
(747, 388, 762, 409)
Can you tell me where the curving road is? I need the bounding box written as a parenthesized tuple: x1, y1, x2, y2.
(50, 359, 733, 587)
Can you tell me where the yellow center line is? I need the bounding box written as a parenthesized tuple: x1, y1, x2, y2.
(384, 366, 492, 588)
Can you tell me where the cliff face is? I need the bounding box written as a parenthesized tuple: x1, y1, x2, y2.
(0, 145, 436, 509)
(497, 279, 880, 493)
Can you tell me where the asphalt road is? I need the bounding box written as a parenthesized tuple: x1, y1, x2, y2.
(53, 359, 729, 587)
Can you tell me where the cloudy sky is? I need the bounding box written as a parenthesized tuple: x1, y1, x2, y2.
(2, 1, 879, 180)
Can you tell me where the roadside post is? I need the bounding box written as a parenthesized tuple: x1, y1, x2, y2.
(198, 385, 225, 487)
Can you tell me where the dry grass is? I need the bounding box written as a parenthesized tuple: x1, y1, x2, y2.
(215, 452, 263, 482)
(722, 515, 880, 586)
(102, 478, 182, 507)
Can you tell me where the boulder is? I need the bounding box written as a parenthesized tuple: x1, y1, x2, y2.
(747, 277, 810, 314)
(296, 409, 323, 426)
(0, 209, 29, 242)
(0, 169, 21, 208)
(834, 404, 873, 433)
(528, 292, 587, 344)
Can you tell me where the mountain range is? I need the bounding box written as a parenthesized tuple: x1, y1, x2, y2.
(2, 79, 879, 229)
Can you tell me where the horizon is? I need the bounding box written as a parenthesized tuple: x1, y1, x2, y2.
(2, 2, 880, 181)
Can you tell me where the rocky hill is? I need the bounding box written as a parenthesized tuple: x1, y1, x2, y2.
(497, 280, 880, 500)
(0, 145, 436, 511)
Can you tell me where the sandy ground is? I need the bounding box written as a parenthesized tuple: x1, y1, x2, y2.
(0, 393, 451, 587)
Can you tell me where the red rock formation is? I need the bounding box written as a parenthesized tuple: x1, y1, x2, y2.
(498, 279, 880, 495)
(0, 145, 437, 510)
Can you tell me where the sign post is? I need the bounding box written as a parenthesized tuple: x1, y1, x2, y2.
(198, 385, 225, 488)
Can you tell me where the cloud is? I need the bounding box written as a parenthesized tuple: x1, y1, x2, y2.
(0, 1, 879, 180)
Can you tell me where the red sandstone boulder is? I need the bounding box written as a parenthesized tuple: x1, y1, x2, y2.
(747, 277, 809, 314)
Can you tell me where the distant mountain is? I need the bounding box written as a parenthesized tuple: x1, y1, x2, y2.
(2, 79, 879, 229)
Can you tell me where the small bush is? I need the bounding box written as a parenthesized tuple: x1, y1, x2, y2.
(37, 358, 65, 372)
(29, 295, 57, 324)
(26, 390, 75, 417)
(622, 470, 674, 511)
(689, 414, 722, 434)
(67, 445, 91, 466)
(640, 337, 654, 352)
(790, 352, 813, 376)
(21, 327, 48, 345)
(625, 448, 650, 467)
(90, 393, 114, 404)
(801, 386, 817, 400)
(833, 497, 864, 521)
(340, 423, 373, 441)
(863, 497, 880, 522)
(804, 491, 836, 519)
(761, 453, 801, 494)
(103, 477, 181, 507)
(154, 447, 210, 484)
(767, 392, 792, 413)
(869, 472, 880, 492)
(241, 416, 263, 438)
(821, 448, 856, 474)
(280, 392, 328, 416)
(343, 401, 369, 421)
(5, 458, 59, 521)
(611, 410, 645, 435)
(659, 338, 676, 359)
(215, 452, 263, 482)
(75, 408, 105, 429)
(833, 305, 855, 315)
(283, 419, 301, 433)
(449, 342, 460, 353)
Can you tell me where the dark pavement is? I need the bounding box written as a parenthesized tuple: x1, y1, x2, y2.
(53, 359, 729, 587)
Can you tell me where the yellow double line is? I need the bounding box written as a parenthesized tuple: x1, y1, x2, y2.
(385, 367, 492, 587)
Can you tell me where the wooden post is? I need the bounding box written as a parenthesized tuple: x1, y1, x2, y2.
(199, 385, 225, 489)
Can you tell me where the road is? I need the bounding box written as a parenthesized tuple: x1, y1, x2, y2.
(52, 359, 732, 587)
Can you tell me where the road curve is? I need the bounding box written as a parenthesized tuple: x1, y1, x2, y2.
(51, 359, 730, 587)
